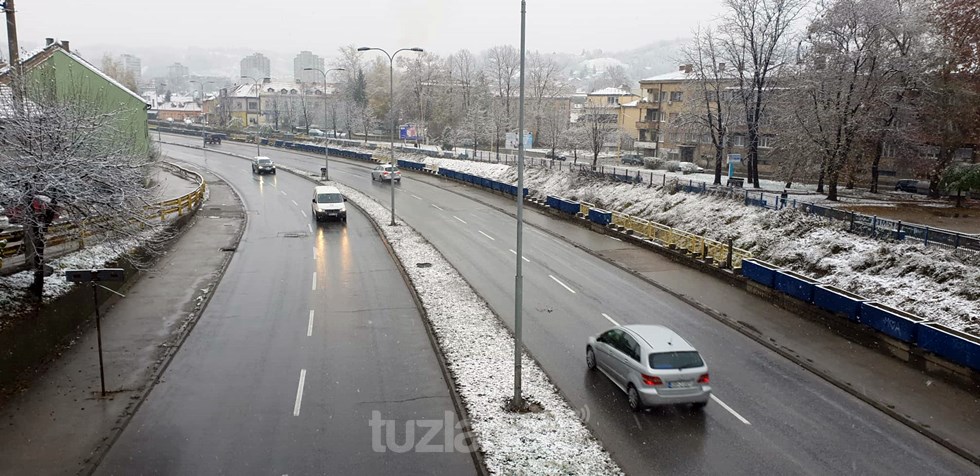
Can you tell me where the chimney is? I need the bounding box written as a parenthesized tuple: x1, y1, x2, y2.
(684, 64, 693, 74)
(60, 40, 69, 51)
(679, 65, 686, 71)
(45, 38, 55, 47)
(718, 63, 726, 71)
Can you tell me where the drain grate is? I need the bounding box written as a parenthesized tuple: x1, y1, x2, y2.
(278, 231, 310, 238)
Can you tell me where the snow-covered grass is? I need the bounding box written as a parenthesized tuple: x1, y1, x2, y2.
(320, 176, 623, 475)
(381, 154, 980, 336)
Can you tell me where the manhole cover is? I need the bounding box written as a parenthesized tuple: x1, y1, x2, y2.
(278, 231, 310, 238)
(416, 262, 432, 268)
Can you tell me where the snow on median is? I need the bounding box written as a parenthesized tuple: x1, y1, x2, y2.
(324, 178, 623, 475)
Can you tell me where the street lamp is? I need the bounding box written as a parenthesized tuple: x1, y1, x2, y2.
(303, 67, 345, 181)
(357, 46, 423, 226)
(241, 75, 265, 156)
(189, 80, 213, 148)
(512, 0, 528, 410)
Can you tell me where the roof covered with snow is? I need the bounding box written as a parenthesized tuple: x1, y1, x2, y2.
(589, 87, 634, 96)
(640, 70, 692, 83)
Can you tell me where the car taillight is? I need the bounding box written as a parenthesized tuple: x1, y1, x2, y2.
(642, 374, 663, 386)
(698, 373, 710, 384)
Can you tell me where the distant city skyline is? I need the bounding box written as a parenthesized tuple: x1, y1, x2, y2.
(9, 0, 725, 58)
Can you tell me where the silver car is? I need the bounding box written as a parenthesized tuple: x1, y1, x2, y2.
(587, 325, 711, 411)
(371, 164, 401, 182)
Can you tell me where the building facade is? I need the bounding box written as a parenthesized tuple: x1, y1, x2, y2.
(293, 51, 325, 85)
(241, 53, 271, 81)
(120, 54, 142, 86)
(205, 79, 335, 131)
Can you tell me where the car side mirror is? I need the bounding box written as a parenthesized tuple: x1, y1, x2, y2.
(596, 335, 605, 344)
(312, 199, 316, 203)
(343, 197, 348, 202)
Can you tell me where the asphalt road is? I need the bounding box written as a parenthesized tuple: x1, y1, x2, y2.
(95, 145, 476, 475)
(159, 136, 976, 475)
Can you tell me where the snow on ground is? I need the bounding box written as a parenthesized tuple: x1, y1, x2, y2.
(376, 152, 980, 336)
(321, 177, 622, 475)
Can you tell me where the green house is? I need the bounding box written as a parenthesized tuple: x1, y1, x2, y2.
(0, 39, 151, 154)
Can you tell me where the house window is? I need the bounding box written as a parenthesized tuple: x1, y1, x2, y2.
(607, 96, 617, 105)
(759, 136, 774, 148)
(670, 91, 683, 102)
(733, 135, 745, 147)
(660, 91, 667, 102)
(247, 100, 259, 111)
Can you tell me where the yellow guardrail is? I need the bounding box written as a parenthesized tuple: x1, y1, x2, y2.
(0, 164, 206, 271)
(610, 211, 752, 269)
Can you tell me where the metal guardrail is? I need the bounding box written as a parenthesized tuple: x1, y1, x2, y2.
(0, 163, 206, 271)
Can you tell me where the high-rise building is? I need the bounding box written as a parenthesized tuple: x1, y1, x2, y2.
(168, 62, 189, 78)
(167, 62, 190, 93)
(293, 51, 324, 85)
(120, 54, 142, 86)
(241, 53, 271, 80)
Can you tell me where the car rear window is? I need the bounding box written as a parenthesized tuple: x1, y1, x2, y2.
(258, 159, 272, 165)
(649, 351, 704, 370)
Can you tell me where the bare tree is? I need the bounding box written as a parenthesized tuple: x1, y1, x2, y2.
(577, 102, 622, 169)
(721, 0, 806, 188)
(0, 81, 163, 300)
(683, 27, 738, 185)
(100, 55, 139, 93)
(485, 45, 520, 121)
(527, 51, 567, 147)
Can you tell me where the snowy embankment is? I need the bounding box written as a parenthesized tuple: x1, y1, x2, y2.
(324, 176, 622, 474)
(379, 152, 978, 336)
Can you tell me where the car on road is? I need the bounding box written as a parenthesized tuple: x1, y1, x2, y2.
(895, 179, 921, 193)
(587, 324, 711, 411)
(621, 153, 644, 166)
(677, 162, 705, 174)
(311, 185, 347, 222)
(252, 156, 276, 175)
(371, 164, 401, 182)
(545, 150, 567, 161)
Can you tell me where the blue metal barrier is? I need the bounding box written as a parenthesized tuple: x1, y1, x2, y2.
(860, 302, 925, 342)
(813, 285, 868, 321)
(774, 270, 820, 303)
(916, 323, 980, 371)
(741, 259, 780, 288)
(588, 208, 612, 226)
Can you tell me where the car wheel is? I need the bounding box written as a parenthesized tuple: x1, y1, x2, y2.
(586, 347, 597, 370)
(692, 401, 708, 410)
(272, 170, 276, 175)
(627, 385, 643, 412)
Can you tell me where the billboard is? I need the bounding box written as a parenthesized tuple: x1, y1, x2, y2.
(399, 124, 421, 141)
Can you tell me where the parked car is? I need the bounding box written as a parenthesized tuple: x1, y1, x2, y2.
(252, 156, 276, 175)
(311, 185, 347, 222)
(371, 164, 401, 182)
(586, 324, 711, 411)
(894, 179, 921, 193)
(621, 153, 644, 165)
(678, 162, 705, 174)
(545, 150, 567, 161)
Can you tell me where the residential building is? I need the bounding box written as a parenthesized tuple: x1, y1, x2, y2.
(0, 38, 151, 153)
(583, 87, 639, 123)
(241, 53, 271, 81)
(635, 67, 691, 160)
(120, 53, 142, 86)
(167, 62, 190, 93)
(205, 78, 335, 131)
(294, 51, 324, 85)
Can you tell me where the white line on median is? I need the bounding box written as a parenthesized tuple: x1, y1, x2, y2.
(281, 191, 287, 196)
(308, 223, 313, 233)
(307, 310, 314, 337)
(549, 275, 576, 294)
(293, 369, 307, 416)
(608, 236, 622, 242)
(300, 210, 307, 218)
(711, 395, 751, 425)
(432, 204, 444, 211)
(453, 216, 467, 224)
(411, 194, 423, 200)
(312, 272, 317, 291)
(602, 313, 620, 326)
(479, 230, 495, 241)
(508, 249, 530, 262)
(291, 200, 298, 206)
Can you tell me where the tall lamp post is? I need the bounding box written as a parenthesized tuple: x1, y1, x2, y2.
(357, 46, 423, 226)
(189, 80, 213, 148)
(304, 67, 345, 181)
(241, 76, 264, 155)
(513, 0, 528, 410)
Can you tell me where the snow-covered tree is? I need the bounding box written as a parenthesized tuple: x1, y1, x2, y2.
(0, 80, 163, 300)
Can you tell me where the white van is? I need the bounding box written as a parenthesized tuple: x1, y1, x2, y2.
(311, 185, 347, 222)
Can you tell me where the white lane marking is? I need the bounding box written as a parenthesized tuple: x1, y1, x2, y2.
(291, 200, 298, 206)
(602, 313, 620, 326)
(293, 369, 307, 416)
(711, 395, 751, 425)
(478, 230, 495, 241)
(608, 236, 622, 242)
(308, 223, 313, 233)
(633, 414, 643, 430)
(313, 248, 317, 259)
(300, 210, 307, 218)
(307, 310, 315, 337)
(281, 191, 287, 196)
(312, 272, 317, 291)
(411, 194, 423, 200)
(549, 275, 576, 294)
(508, 249, 530, 262)
(432, 204, 444, 211)
(453, 215, 467, 224)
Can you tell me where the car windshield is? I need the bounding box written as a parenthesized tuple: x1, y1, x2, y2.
(257, 159, 272, 165)
(317, 193, 343, 203)
(649, 351, 704, 370)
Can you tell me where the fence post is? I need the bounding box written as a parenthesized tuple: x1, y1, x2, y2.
(924, 226, 930, 246)
(896, 220, 902, 240)
(701, 238, 707, 259)
(726, 238, 733, 269)
(744, 189, 748, 205)
(662, 174, 666, 187)
(649, 172, 653, 188)
(849, 211, 855, 232)
(955, 233, 960, 249)
(872, 215, 877, 236)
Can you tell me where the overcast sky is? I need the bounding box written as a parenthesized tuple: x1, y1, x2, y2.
(14, 0, 726, 57)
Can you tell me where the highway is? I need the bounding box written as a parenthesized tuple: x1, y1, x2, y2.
(153, 135, 976, 475)
(95, 144, 476, 475)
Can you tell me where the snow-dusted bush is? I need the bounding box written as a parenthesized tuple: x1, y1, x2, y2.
(644, 157, 667, 170)
(665, 160, 681, 172)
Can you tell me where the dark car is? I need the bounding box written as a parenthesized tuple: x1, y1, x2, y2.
(621, 154, 644, 165)
(545, 151, 567, 161)
(252, 156, 276, 175)
(895, 179, 920, 193)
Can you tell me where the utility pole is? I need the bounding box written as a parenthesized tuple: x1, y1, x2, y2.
(3, 0, 18, 70)
(513, 0, 527, 411)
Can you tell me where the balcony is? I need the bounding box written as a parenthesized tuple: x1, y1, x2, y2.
(634, 141, 658, 150)
(635, 120, 660, 131)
